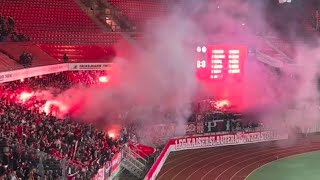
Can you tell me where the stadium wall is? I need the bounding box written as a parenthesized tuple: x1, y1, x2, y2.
(0, 63, 112, 83)
(144, 130, 289, 180)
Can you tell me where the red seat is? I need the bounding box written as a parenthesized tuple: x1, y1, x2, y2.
(107, 0, 167, 27)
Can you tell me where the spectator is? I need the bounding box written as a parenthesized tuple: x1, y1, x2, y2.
(0, 15, 29, 42)
(7, 16, 14, 29)
(63, 53, 69, 63)
(19, 52, 33, 67)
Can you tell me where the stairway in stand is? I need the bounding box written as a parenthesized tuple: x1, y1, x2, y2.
(118, 146, 149, 179)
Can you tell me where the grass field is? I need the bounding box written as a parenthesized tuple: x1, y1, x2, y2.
(246, 150, 320, 180)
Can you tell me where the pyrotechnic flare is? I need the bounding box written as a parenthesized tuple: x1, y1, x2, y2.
(19, 92, 34, 103)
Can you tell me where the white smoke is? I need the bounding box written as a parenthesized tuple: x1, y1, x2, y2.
(281, 46, 320, 131)
(105, 13, 201, 137)
(43, 11, 203, 141)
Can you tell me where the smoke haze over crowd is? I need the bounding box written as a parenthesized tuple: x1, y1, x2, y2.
(25, 0, 320, 140)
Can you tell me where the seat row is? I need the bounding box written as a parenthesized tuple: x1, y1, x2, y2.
(39, 44, 115, 62)
(107, 0, 167, 27)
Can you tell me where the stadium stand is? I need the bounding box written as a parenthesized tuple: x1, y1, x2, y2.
(264, 35, 296, 58)
(106, 0, 167, 28)
(1, 0, 320, 179)
(0, 0, 122, 45)
(30, 32, 123, 45)
(0, 0, 125, 66)
(253, 35, 290, 66)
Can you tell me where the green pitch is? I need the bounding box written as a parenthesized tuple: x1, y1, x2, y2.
(246, 151, 320, 180)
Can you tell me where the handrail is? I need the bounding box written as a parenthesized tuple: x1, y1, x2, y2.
(125, 153, 145, 169)
(128, 148, 146, 163)
(123, 146, 147, 166)
(130, 148, 147, 164)
(125, 155, 144, 171)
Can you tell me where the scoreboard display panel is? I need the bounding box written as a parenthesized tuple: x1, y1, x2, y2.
(196, 45, 247, 80)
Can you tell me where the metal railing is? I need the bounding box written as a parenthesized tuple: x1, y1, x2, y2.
(123, 146, 147, 167)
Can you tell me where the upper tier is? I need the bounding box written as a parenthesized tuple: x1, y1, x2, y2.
(0, 0, 123, 45)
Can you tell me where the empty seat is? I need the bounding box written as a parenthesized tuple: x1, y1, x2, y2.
(107, 0, 167, 28)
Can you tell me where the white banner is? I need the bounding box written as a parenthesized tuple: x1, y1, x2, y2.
(0, 63, 113, 83)
(68, 63, 111, 71)
(174, 131, 288, 151)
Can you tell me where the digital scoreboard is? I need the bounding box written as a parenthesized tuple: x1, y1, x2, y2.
(196, 45, 247, 80)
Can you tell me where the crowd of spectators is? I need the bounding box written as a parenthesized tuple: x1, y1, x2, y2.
(187, 99, 262, 133)
(0, 15, 29, 43)
(0, 71, 119, 179)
